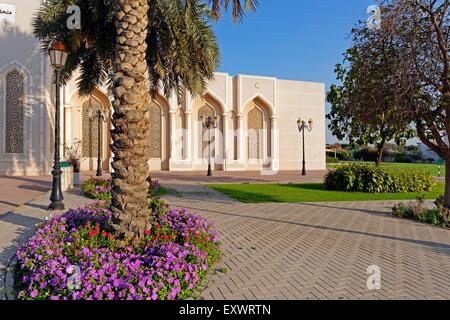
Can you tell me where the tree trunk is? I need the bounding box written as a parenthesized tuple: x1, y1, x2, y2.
(110, 0, 151, 247)
(375, 147, 383, 166)
(445, 158, 450, 209)
(375, 143, 385, 166)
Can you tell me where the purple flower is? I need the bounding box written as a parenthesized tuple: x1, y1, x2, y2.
(30, 290, 38, 298)
(14, 203, 221, 300)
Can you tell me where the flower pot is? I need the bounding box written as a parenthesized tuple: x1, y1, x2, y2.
(73, 172, 80, 187)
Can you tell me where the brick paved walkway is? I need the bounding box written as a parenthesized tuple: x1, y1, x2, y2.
(1, 173, 450, 300)
(0, 172, 104, 215)
(0, 176, 51, 215)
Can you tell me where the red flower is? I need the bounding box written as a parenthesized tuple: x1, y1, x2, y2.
(101, 231, 107, 237)
(163, 234, 168, 241)
(155, 224, 161, 228)
(106, 233, 112, 239)
(145, 230, 151, 235)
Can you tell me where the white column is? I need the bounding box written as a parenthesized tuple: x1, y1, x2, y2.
(59, 86, 65, 160)
(65, 107, 72, 146)
(223, 113, 231, 167)
(237, 113, 245, 162)
(185, 111, 192, 161)
(169, 110, 177, 160)
(271, 116, 279, 171)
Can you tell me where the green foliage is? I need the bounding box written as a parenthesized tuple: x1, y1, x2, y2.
(392, 196, 449, 228)
(324, 164, 436, 193)
(33, 0, 257, 97)
(326, 18, 414, 161)
(149, 197, 169, 217)
(81, 178, 112, 201)
(394, 148, 423, 163)
(326, 155, 339, 164)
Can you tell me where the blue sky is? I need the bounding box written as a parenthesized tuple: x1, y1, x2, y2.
(213, 0, 376, 143)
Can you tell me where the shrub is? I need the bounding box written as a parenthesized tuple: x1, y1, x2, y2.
(324, 164, 436, 193)
(81, 178, 112, 201)
(326, 155, 339, 164)
(14, 203, 221, 300)
(392, 196, 449, 228)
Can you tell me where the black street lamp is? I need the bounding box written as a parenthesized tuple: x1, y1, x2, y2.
(201, 115, 219, 176)
(297, 118, 313, 176)
(48, 40, 68, 210)
(87, 105, 107, 177)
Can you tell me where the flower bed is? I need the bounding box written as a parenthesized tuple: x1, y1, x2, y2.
(14, 202, 221, 300)
(81, 178, 112, 201)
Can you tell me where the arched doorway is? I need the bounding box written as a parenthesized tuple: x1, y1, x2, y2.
(66, 89, 112, 173)
(247, 107, 264, 160)
(148, 95, 170, 171)
(80, 96, 110, 171)
(244, 97, 272, 170)
(193, 94, 224, 171)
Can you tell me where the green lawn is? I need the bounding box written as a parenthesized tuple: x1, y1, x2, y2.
(327, 161, 445, 177)
(208, 183, 445, 203)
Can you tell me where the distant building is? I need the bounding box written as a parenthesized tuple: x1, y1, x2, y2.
(417, 143, 441, 163)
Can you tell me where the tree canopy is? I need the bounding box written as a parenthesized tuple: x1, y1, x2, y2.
(326, 17, 414, 165)
(33, 0, 257, 97)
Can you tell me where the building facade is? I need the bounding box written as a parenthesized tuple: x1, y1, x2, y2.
(0, 0, 326, 176)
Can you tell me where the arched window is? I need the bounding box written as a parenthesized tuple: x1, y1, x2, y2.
(149, 102, 162, 158)
(4, 69, 25, 154)
(247, 107, 263, 160)
(82, 98, 102, 158)
(198, 105, 215, 159)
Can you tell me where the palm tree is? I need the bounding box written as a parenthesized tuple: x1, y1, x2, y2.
(34, 0, 257, 246)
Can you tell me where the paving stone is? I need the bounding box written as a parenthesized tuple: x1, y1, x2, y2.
(1, 172, 450, 300)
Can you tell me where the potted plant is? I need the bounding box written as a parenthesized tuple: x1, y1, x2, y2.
(65, 139, 82, 187)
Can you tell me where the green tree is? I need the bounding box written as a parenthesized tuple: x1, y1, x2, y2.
(326, 17, 414, 166)
(34, 0, 257, 245)
(381, 0, 450, 207)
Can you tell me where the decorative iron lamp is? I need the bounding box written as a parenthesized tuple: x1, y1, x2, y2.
(48, 39, 68, 210)
(297, 117, 313, 176)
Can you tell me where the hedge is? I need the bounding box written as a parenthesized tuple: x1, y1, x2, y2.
(324, 164, 436, 193)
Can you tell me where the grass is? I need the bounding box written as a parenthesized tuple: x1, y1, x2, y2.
(327, 161, 445, 177)
(208, 183, 445, 203)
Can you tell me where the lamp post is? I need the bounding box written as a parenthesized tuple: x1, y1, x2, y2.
(201, 115, 218, 176)
(297, 118, 313, 176)
(87, 105, 107, 177)
(48, 40, 68, 210)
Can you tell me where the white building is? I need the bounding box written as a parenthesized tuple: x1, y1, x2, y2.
(417, 143, 442, 163)
(0, 0, 326, 176)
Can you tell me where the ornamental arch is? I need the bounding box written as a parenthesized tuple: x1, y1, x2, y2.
(148, 93, 170, 171)
(192, 93, 225, 171)
(244, 96, 272, 169)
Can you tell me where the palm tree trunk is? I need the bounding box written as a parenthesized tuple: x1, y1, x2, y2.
(110, 0, 151, 246)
